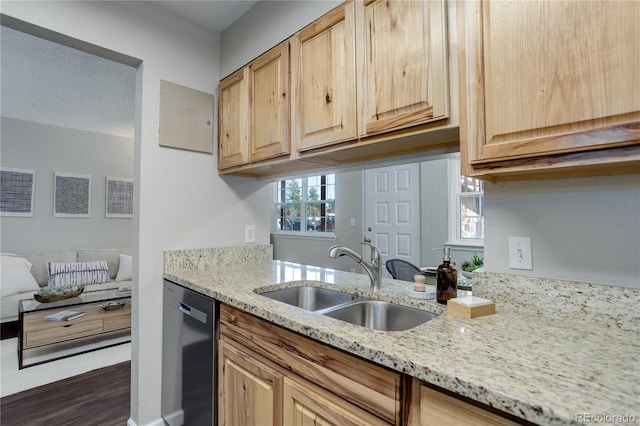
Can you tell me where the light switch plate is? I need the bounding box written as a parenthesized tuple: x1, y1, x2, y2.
(245, 225, 256, 243)
(508, 237, 532, 270)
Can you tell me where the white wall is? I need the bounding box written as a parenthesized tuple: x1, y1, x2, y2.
(1, 2, 271, 425)
(1, 118, 133, 254)
(484, 174, 640, 288)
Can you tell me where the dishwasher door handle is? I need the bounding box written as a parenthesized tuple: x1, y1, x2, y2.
(169, 299, 208, 324)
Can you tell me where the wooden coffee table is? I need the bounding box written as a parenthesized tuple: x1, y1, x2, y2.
(18, 288, 131, 369)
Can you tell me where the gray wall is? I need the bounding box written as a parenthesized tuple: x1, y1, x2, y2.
(485, 174, 640, 288)
(221, 1, 341, 78)
(1, 117, 133, 254)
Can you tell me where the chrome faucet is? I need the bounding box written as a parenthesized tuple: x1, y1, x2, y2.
(327, 242, 382, 291)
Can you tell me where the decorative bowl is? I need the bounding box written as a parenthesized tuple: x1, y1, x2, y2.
(100, 300, 128, 311)
(34, 286, 85, 303)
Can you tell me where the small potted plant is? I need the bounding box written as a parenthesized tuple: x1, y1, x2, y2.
(459, 253, 484, 279)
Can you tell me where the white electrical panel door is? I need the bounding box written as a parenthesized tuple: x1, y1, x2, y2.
(159, 80, 214, 154)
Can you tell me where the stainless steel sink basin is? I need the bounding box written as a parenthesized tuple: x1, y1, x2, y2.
(261, 286, 356, 311)
(322, 300, 438, 331)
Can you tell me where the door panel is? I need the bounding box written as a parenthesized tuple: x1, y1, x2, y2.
(365, 164, 421, 278)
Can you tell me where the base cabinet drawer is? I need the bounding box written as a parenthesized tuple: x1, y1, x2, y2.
(409, 381, 521, 426)
(24, 319, 105, 348)
(283, 376, 389, 426)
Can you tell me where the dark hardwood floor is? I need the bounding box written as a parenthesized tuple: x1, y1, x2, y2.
(0, 361, 130, 426)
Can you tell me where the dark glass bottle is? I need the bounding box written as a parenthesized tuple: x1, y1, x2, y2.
(436, 246, 457, 304)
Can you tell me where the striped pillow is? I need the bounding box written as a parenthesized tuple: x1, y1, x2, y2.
(47, 260, 111, 287)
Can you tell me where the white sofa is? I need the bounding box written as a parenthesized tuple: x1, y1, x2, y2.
(1, 248, 133, 323)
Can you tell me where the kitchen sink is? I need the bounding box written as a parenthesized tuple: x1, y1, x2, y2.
(260, 285, 438, 332)
(260, 286, 356, 311)
(322, 300, 438, 332)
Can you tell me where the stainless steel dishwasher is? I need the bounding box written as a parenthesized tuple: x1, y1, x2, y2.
(162, 280, 217, 426)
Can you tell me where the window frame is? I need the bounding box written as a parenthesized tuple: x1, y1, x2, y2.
(272, 174, 336, 238)
(447, 155, 484, 248)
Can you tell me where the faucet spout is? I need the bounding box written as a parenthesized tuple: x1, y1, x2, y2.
(327, 243, 382, 291)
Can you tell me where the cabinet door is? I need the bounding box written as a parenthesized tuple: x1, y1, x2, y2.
(460, 1, 640, 170)
(283, 376, 389, 426)
(410, 382, 518, 426)
(292, 1, 357, 152)
(218, 68, 249, 169)
(356, 0, 448, 137)
(219, 340, 283, 426)
(249, 41, 290, 162)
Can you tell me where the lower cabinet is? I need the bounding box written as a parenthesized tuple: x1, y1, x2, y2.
(219, 304, 525, 426)
(219, 337, 389, 426)
(283, 376, 388, 426)
(219, 304, 401, 425)
(408, 381, 521, 426)
(218, 340, 283, 426)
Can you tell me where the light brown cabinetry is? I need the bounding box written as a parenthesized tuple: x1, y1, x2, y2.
(408, 381, 519, 426)
(291, 1, 357, 152)
(219, 304, 528, 425)
(218, 42, 290, 170)
(218, 340, 283, 426)
(218, 0, 457, 178)
(283, 376, 388, 426)
(218, 68, 248, 169)
(458, 0, 640, 180)
(292, 0, 449, 152)
(219, 304, 402, 425)
(355, 0, 448, 137)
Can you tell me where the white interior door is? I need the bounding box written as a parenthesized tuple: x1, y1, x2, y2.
(364, 164, 421, 278)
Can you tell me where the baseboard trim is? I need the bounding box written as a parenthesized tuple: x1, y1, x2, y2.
(127, 417, 166, 426)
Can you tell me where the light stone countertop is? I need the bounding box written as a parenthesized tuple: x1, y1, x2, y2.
(164, 259, 640, 426)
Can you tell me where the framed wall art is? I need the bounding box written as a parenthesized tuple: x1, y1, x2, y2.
(54, 172, 91, 217)
(0, 167, 36, 217)
(105, 176, 133, 218)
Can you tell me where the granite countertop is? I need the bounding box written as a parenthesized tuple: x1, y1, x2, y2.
(164, 259, 639, 426)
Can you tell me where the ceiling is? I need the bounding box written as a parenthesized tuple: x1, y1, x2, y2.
(0, 1, 258, 139)
(150, 1, 259, 33)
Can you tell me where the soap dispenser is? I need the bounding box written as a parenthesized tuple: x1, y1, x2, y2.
(436, 246, 457, 304)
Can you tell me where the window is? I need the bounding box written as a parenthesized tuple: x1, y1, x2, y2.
(449, 156, 484, 245)
(273, 174, 335, 234)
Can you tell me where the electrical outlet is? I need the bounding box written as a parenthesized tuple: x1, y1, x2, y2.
(245, 225, 256, 243)
(350, 217, 356, 226)
(508, 237, 532, 270)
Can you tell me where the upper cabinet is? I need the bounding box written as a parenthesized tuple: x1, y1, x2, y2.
(356, 0, 448, 137)
(291, 2, 357, 152)
(249, 42, 290, 162)
(218, 0, 457, 177)
(218, 41, 290, 170)
(458, 1, 640, 179)
(292, 0, 450, 153)
(218, 68, 248, 169)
